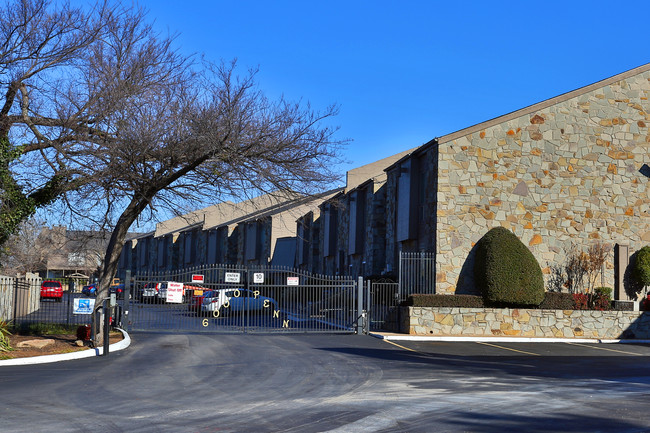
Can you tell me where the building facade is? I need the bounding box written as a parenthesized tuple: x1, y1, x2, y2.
(119, 64, 650, 298)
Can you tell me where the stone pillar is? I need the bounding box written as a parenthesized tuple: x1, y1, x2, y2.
(614, 243, 629, 301)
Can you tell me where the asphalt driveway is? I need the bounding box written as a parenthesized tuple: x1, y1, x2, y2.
(1, 333, 650, 432)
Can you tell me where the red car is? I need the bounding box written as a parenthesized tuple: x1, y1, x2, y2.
(40, 280, 63, 302)
(188, 289, 214, 313)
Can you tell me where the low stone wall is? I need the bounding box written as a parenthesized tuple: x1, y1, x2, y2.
(401, 307, 650, 339)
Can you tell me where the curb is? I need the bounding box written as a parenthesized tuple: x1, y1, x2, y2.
(0, 328, 131, 366)
(368, 332, 650, 344)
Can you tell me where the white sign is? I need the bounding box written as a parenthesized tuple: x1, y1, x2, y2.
(191, 274, 205, 284)
(73, 298, 95, 314)
(253, 273, 264, 284)
(225, 272, 241, 283)
(166, 282, 184, 303)
(287, 277, 299, 286)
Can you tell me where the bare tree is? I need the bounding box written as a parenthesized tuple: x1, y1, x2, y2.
(586, 242, 609, 292)
(2, 1, 344, 344)
(0, 0, 187, 244)
(0, 217, 48, 274)
(79, 61, 343, 343)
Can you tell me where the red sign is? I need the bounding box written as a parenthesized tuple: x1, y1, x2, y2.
(192, 274, 205, 284)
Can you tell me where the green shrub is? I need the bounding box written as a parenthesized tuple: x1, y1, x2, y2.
(473, 227, 545, 306)
(590, 287, 612, 311)
(405, 294, 484, 308)
(634, 246, 650, 287)
(594, 287, 612, 299)
(538, 292, 575, 309)
(590, 293, 610, 311)
(0, 321, 13, 353)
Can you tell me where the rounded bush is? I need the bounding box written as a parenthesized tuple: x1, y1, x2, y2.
(473, 227, 545, 306)
(634, 246, 650, 287)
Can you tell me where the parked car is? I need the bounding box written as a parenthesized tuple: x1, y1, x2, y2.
(189, 289, 215, 313)
(138, 282, 159, 302)
(182, 284, 204, 306)
(81, 284, 97, 296)
(200, 288, 277, 316)
(40, 280, 63, 302)
(109, 283, 128, 299)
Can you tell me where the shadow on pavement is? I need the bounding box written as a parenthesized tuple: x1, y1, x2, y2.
(316, 345, 650, 385)
(374, 411, 646, 433)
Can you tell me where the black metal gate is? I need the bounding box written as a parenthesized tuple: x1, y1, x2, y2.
(122, 265, 360, 334)
(366, 279, 401, 332)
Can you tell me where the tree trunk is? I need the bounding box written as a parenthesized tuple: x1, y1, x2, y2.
(93, 197, 149, 346)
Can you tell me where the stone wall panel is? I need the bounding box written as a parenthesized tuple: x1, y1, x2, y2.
(437, 71, 650, 294)
(403, 307, 650, 339)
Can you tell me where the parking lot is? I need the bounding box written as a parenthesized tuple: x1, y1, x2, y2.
(2, 334, 650, 432)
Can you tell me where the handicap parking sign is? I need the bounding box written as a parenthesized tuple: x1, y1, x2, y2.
(73, 298, 95, 314)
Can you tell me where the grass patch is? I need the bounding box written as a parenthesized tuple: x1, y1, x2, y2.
(15, 323, 80, 336)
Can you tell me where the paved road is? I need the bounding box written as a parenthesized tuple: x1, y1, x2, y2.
(2, 334, 650, 432)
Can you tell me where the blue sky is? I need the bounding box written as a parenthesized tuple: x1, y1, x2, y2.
(135, 0, 650, 176)
(48, 1, 650, 231)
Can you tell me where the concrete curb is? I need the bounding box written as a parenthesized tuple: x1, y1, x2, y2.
(368, 332, 650, 344)
(0, 328, 131, 366)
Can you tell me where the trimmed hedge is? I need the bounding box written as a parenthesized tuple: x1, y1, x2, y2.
(405, 291, 611, 310)
(634, 246, 650, 286)
(474, 227, 545, 306)
(538, 292, 575, 309)
(405, 294, 484, 308)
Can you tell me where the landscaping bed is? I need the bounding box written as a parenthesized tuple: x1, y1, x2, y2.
(1, 323, 123, 360)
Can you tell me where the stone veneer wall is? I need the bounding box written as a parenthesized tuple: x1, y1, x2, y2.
(366, 182, 388, 277)
(384, 167, 398, 275)
(436, 70, 650, 294)
(402, 307, 650, 339)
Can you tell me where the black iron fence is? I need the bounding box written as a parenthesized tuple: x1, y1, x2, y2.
(0, 274, 97, 330)
(399, 251, 436, 296)
(366, 251, 436, 332)
(366, 279, 400, 332)
(0, 251, 435, 334)
(124, 264, 360, 334)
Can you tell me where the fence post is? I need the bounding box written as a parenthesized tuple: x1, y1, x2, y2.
(103, 299, 110, 356)
(365, 280, 371, 335)
(66, 284, 72, 326)
(356, 276, 364, 335)
(123, 270, 131, 330)
(398, 250, 402, 299)
(12, 276, 18, 330)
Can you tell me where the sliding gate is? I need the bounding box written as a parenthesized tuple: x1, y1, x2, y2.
(122, 265, 360, 334)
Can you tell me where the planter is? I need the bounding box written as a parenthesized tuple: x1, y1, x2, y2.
(401, 307, 650, 339)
